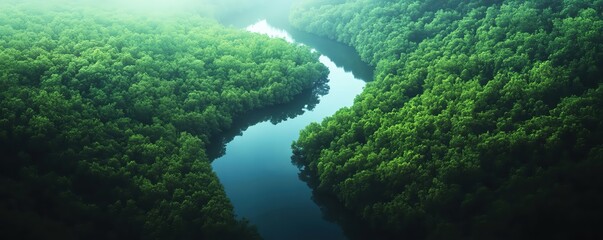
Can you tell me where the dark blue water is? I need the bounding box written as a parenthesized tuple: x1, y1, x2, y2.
(211, 17, 371, 240)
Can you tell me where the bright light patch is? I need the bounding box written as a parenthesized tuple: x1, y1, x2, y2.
(246, 20, 295, 43)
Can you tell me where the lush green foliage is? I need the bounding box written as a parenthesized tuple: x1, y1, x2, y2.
(292, 0, 603, 238)
(0, 2, 327, 239)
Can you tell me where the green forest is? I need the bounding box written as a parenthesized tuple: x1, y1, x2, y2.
(291, 0, 603, 239)
(2, 0, 603, 239)
(0, 1, 328, 239)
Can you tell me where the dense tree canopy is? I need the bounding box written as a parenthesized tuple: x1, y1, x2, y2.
(0, 2, 327, 239)
(291, 0, 603, 239)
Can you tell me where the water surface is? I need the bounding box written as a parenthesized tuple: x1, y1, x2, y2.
(212, 17, 371, 240)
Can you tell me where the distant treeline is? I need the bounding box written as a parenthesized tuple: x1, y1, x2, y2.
(291, 0, 603, 239)
(0, 2, 327, 239)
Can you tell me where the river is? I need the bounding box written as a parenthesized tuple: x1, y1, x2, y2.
(211, 5, 373, 240)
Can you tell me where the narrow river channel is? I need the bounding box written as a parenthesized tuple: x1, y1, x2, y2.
(211, 7, 373, 240)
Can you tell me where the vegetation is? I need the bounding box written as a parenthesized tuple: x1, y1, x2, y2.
(0, 1, 327, 239)
(291, 0, 603, 239)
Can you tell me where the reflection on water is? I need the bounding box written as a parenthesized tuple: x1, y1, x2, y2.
(285, 28, 374, 81)
(207, 78, 329, 160)
(212, 19, 368, 240)
(219, 1, 373, 82)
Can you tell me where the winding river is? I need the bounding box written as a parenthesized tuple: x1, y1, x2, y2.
(211, 5, 373, 240)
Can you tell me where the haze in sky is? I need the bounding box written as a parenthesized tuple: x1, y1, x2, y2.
(7, 0, 282, 17)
